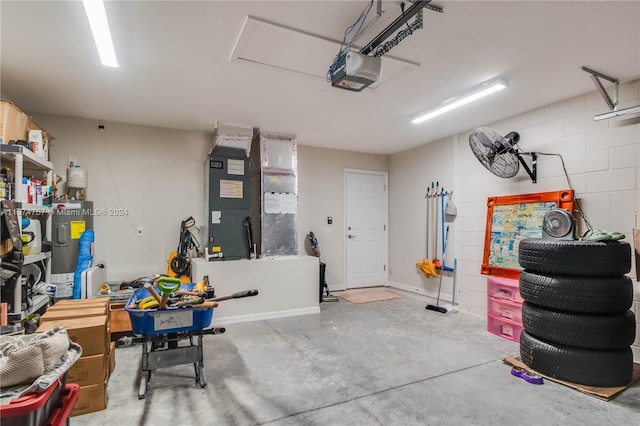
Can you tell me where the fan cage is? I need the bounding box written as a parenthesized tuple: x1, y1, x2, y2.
(469, 136, 520, 178)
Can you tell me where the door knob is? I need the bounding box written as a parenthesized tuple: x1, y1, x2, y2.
(348, 234, 355, 239)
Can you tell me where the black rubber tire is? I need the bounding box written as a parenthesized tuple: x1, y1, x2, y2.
(518, 239, 631, 276)
(522, 302, 636, 350)
(519, 330, 633, 387)
(519, 271, 633, 314)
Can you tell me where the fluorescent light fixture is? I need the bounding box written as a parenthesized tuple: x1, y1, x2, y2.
(82, 0, 118, 67)
(411, 78, 509, 124)
(594, 104, 640, 121)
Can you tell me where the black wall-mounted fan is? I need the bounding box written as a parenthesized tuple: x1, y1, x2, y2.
(469, 127, 537, 182)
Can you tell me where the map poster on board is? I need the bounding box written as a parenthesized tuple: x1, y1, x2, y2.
(488, 201, 558, 270)
(481, 190, 574, 278)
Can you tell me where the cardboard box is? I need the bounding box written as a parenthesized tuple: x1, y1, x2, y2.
(67, 353, 108, 387)
(109, 341, 116, 375)
(46, 303, 108, 314)
(29, 118, 53, 158)
(36, 315, 108, 356)
(28, 129, 45, 158)
(0, 100, 28, 144)
(52, 298, 109, 309)
(41, 307, 107, 321)
(71, 380, 108, 416)
(28, 129, 43, 144)
(109, 302, 132, 333)
(46, 300, 111, 333)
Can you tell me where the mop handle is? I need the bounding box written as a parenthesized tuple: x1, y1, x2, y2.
(441, 225, 449, 266)
(426, 186, 430, 259)
(441, 189, 445, 261)
(434, 181, 438, 258)
(435, 225, 450, 305)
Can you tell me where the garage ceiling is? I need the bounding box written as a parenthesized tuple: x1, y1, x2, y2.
(1, 1, 639, 155)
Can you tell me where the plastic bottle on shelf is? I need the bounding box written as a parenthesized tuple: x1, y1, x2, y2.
(22, 218, 42, 255)
(21, 177, 29, 203)
(0, 172, 6, 201)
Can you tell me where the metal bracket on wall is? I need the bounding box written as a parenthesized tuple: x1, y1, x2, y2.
(517, 152, 537, 184)
(582, 66, 640, 120)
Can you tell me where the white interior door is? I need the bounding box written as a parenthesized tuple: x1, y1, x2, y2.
(345, 170, 388, 289)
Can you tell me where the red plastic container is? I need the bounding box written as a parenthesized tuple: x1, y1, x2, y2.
(0, 378, 69, 426)
(47, 384, 80, 426)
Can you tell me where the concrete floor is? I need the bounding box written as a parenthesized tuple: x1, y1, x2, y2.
(74, 289, 639, 426)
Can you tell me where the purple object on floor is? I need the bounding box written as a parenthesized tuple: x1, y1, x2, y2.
(511, 367, 544, 385)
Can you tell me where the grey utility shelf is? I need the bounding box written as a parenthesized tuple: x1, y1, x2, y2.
(1, 144, 54, 321)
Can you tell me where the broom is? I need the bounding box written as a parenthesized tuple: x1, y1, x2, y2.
(426, 225, 451, 314)
(432, 182, 441, 268)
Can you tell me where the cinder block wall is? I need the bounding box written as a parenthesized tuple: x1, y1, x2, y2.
(389, 79, 639, 361)
(454, 79, 639, 360)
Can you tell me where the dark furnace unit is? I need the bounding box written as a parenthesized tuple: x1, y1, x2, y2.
(203, 127, 253, 260)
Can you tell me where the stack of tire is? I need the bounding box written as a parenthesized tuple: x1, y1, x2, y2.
(517, 239, 635, 387)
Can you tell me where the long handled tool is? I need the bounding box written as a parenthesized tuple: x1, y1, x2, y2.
(432, 182, 441, 268)
(206, 289, 258, 302)
(441, 188, 454, 271)
(416, 186, 437, 278)
(426, 225, 456, 314)
(425, 186, 430, 259)
(176, 289, 258, 308)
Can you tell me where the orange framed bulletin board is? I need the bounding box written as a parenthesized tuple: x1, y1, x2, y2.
(481, 190, 574, 279)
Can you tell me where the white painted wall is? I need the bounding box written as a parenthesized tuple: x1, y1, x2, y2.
(27, 115, 389, 290)
(387, 137, 457, 305)
(192, 256, 320, 325)
(297, 145, 388, 289)
(389, 79, 640, 359)
(32, 114, 211, 280)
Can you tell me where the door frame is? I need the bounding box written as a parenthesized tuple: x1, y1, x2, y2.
(343, 168, 389, 289)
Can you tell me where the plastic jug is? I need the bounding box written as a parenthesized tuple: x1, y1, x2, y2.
(22, 219, 42, 255)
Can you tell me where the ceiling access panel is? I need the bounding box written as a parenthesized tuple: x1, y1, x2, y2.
(229, 16, 419, 91)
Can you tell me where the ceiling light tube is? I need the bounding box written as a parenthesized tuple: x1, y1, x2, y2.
(411, 78, 509, 124)
(82, 0, 118, 67)
(594, 104, 640, 120)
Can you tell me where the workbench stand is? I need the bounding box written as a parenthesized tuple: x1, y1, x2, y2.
(129, 327, 226, 399)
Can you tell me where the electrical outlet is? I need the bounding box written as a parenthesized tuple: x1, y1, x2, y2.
(136, 227, 144, 237)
